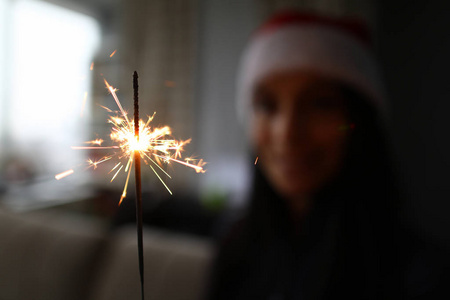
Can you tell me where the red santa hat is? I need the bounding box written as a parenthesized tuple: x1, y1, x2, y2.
(236, 11, 387, 122)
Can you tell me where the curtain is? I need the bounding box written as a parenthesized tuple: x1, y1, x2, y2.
(100, 0, 199, 192)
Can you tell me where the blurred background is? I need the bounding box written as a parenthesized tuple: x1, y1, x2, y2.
(0, 0, 449, 244)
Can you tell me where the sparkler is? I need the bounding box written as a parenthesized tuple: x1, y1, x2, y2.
(55, 71, 206, 299)
(133, 71, 144, 300)
(55, 77, 206, 200)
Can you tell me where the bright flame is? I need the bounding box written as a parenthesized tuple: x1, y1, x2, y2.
(57, 79, 206, 204)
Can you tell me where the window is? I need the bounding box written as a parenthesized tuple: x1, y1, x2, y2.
(0, 0, 100, 208)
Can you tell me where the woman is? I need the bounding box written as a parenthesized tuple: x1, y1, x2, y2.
(207, 11, 448, 300)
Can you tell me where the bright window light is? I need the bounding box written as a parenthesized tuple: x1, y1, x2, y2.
(9, 0, 100, 174)
(0, 0, 8, 132)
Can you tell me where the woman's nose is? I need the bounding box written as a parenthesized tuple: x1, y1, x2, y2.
(274, 110, 306, 146)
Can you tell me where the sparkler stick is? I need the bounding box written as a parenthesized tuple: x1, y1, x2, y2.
(133, 71, 145, 300)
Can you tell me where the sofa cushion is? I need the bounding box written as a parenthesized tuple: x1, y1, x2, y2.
(0, 210, 107, 300)
(90, 226, 213, 300)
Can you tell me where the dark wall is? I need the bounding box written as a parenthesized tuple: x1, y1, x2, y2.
(378, 0, 450, 243)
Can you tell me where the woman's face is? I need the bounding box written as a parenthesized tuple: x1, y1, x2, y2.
(251, 71, 350, 200)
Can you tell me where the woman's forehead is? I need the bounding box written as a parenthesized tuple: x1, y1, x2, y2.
(255, 70, 345, 94)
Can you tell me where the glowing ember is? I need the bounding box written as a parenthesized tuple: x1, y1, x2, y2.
(56, 78, 206, 205)
(85, 139, 104, 145)
(55, 169, 74, 180)
(164, 80, 175, 87)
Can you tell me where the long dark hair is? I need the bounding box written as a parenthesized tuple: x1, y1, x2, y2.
(207, 88, 404, 299)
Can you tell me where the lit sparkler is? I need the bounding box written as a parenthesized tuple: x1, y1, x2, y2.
(55, 71, 205, 300)
(55, 75, 206, 205)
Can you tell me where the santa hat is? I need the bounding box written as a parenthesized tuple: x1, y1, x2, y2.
(236, 11, 387, 122)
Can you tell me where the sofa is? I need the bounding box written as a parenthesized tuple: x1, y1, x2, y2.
(0, 208, 213, 300)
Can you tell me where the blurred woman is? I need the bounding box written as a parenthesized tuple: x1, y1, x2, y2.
(207, 11, 448, 300)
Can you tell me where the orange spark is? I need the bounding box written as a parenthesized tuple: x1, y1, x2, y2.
(97, 104, 113, 113)
(153, 154, 206, 173)
(55, 169, 74, 180)
(164, 80, 175, 87)
(85, 139, 104, 146)
(71, 146, 119, 150)
(90, 62, 94, 70)
(110, 50, 117, 57)
(104, 79, 130, 126)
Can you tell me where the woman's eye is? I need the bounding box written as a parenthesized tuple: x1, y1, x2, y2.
(253, 93, 277, 115)
(311, 97, 344, 111)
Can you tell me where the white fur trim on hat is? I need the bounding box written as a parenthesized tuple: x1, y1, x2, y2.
(236, 24, 387, 123)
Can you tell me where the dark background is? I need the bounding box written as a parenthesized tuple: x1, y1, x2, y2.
(378, 0, 450, 242)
